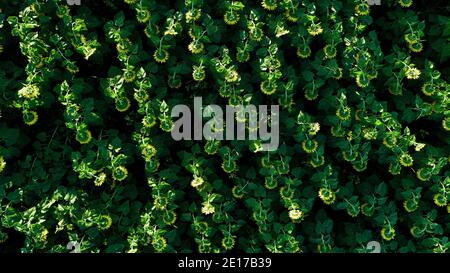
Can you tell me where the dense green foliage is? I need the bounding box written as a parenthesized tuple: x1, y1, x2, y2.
(0, 0, 449, 253)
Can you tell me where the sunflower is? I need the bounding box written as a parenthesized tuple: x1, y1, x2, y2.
(318, 188, 336, 205)
(23, 110, 39, 126)
(381, 227, 396, 241)
(433, 193, 447, 207)
(416, 168, 432, 182)
(136, 9, 151, 23)
(142, 115, 157, 128)
(442, 117, 450, 131)
(288, 209, 304, 222)
(421, 83, 435, 96)
(264, 176, 278, 190)
(98, 215, 113, 230)
(336, 106, 351, 121)
(343, 150, 358, 162)
(0, 156, 6, 173)
(162, 211, 177, 225)
(347, 204, 360, 218)
(249, 28, 264, 41)
(185, 9, 201, 22)
(284, 9, 299, 22)
(405, 65, 421, 79)
(352, 161, 368, 172)
(330, 126, 345, 137)
(302, 139, 318, 154)
(410, 226, 423, 238)
(323, 44, 337, 59)
(222, 236, 236, 250)
(355, 3, 369, 16)
(399, 153, 414, 167)
(112, 166, 128, 181)
(236, 49, 250, 62)
(18, 84, 40, 99)
(333, 67, 343, 79)
(152, 236, 167, 252)
(383, 135, 397, 148)
(225, 70, 239, 83)
(76, 129, 92, 144)
(279, 186, 294, 199)
(232, 186, 245, 199)
(201, 202, 215, 215)
(260, 80, 277, 95)
(307, 23, 323, 36)
(399, 0, 413, 8)
(191, 176, 205, 188)
(356, 73, 370, 88)
(153, 49, 169, 63)
(192, 65, 206, 81)
(115, 97, 131, 112)
(261, 0, 277, 11)
(361, 203, 374, 217)
(224, 11, 240, 25)
(141, 144, 157, 159)
(304, 88, 318, 101)
(403, 199, 419, 212)
(296, 46, 311, 58)
(123, 69, 136, 83)
(94, 172, 107, 187)
(188, 41, 204, 54)
(409, 42, 423, 53)
(404, 33, 419, 44)
(389, 162, 401, 175)
(221, 160, 237, 173)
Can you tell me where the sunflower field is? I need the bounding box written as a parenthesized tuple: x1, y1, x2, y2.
(0, 0, 449, 253)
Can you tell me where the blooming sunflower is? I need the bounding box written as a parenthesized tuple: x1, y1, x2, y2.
(421, 83, 435, 96)
(0, 156, 6, 173)
(261, 0, 277, 11)
(222, 236, 236, 250)
(201, 203, 215, 215)
(115, 97, 131, 112)
(307, 23, 323, 36)
(399, 0, 413, 8)
(416, 168, 432, 182)
(381, 227, 396, 241)
(323, 44, 337, 59)
(232, 186, 245, 199)
(112, 166, 128, 181)
(433, 193, 447, 207)
(302, 139, 318, 154)
(355, 3, 369, 16)
(224, 11, 240, 25)
(405, 65, 421, 79)
(399, 153, 414, 167)
(409, 42, 423, 53)
(260, 80, 277, 95)
(296, 46, 311, 58)
(288, 209, 304, 222)
(442, 117, 450, 131)
(153, 49, 169, 63)
(403, 199, 419, 212)
(76, 129, 92, 144)
(188, 41, 204, 54)
(23, 110, 39, 126)
(318, 188, 336, 205)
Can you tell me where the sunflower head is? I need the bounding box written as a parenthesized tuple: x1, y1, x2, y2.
(23, 110, 39, 126)
(399, 0, 413, 8)
(381, 227, 396, 241)
(112, 166, 128, 181)
(153, 49, 169, 63)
